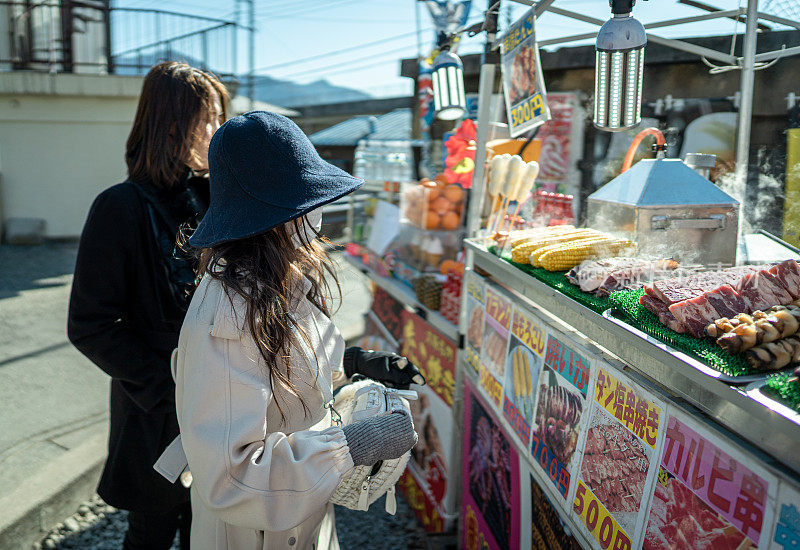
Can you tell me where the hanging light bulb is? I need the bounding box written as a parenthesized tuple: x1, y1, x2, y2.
(431, 45, 466, 121)
(594, 0, 647, 132)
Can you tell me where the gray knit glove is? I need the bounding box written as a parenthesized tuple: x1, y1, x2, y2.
(342, 411, 418, 466)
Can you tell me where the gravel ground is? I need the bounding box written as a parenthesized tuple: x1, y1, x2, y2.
(37, 494, 431, 549)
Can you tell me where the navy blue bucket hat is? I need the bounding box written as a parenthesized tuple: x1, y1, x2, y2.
(189, 111, 363, 248)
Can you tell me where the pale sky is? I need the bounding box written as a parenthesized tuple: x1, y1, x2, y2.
(113, 0, 795, 98)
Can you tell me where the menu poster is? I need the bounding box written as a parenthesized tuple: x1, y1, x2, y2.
(536, 93, 577, 185)
(644, 411, 777, 550)
(530, 334, 592, 500)
(399, 310, 457, 533)
(370, 286, 405, 343)
(574, 366, 666, 550)
(770, 482, 800, 549)
(400, 310, 457, 407)
(464, 270, 487, 376)
(502, 306, 546, 449)
(480, 286, 513, 408)
(463, 380, 521, 550)
(500, 8, 550, 137)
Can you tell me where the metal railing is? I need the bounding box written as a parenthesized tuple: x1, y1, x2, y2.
(0, 1, 238, 77)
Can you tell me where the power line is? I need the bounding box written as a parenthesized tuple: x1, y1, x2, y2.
(251, 28, 430, 73)
(265, 42, 415, 80)
(257, 0, 363, 19)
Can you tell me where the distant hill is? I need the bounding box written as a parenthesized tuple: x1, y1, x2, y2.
(252, 75, 371, 108)
(112, 52, 371, 108)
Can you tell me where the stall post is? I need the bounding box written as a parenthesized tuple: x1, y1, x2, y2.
(734, 0, 759, 183)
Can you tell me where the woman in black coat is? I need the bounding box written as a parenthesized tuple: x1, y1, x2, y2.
(67, 62, 228, 550)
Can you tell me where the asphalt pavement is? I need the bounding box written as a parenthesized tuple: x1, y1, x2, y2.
(0, 241, 371, 548)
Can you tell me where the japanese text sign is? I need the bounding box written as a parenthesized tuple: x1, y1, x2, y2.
(544, 335, 590, 396)
(500, 8, 550, 137)
(485, 287, 512, 333)
(371, 287, 405, 342)
(595, 368, 660, 449)
(660, 416, 772, 545)
(510, 307, 546, 357)
(772, 483, 800, 550)
(400, 310, 456, 406)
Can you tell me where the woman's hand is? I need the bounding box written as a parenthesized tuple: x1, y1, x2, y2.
(342, 347, 426, 390)
(342, 411, 418, 466)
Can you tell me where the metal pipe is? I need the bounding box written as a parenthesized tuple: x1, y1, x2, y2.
(248, 0, 255, 110)
(735, 0, 758, 183)
(467, 63, 496, 237)
(754, 45, 800, 63)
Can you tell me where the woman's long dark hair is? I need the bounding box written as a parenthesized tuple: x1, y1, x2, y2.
(196, 218, 340, 421)
(126, 61, 229, 188)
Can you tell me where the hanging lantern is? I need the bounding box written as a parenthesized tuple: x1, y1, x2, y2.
(594, 0, 647, 132)
(431, 48, 466, 121)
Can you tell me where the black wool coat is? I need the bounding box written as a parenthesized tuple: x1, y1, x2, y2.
(68, 177, 207, 513)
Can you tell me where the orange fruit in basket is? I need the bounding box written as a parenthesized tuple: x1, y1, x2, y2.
(443, 184, 464, 203)
(431, 196, 453, 215)
(440, 211, 461, 230)
(424, 210, 441, 229)
(420, 179, 440, 200)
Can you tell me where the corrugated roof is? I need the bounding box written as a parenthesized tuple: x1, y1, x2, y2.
(309, 108, 411, 146)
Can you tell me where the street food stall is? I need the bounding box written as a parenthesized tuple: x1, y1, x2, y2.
(344, 0, 800, 548)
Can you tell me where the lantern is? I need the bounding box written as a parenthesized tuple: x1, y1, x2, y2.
(594, 0, 647, 132)
(431, 48, 466, 121)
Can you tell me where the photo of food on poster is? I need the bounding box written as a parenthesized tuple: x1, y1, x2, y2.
(405, 384, 453, 533)
(643, 411, 777, 550)
(400, 310, 457, 407)
(574, 366, 666, 549)
(464, 270, 487, 376)
(536, 93, 578, 185)
(500, 8, 550, 137)
(770, 482, 800, 550)
(370, 286, 406, 343)
(480, 285, 513, 407)
(502, 306, 546, 448)
(463, 380, 521, 550)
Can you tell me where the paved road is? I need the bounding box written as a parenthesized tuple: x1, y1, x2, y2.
(0, 242, 369, 498)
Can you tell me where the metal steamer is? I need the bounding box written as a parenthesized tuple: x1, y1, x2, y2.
(587, 158, 740, 266)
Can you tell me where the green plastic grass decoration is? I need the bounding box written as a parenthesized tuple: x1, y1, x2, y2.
(608, 288, 755, 377)
(492, 248, 612, 314)
(765, 373, 800, 411)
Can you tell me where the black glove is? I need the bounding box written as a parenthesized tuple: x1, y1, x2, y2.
(343, 347, 426, 390)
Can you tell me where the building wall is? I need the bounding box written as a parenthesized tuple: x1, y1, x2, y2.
(0, 73, 143, 238)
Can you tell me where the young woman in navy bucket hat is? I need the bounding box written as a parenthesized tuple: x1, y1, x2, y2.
(156, 111, 426, 549)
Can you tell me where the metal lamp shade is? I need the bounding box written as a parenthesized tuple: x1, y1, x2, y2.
(431, 50, 466, 121)
(594, 14, 646, 132)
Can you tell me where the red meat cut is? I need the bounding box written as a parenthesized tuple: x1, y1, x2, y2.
(736, 270, 793, 312)
(704, 284, 748, 319)
(769, 260, 800, 299)
(669, 295, 720, 338)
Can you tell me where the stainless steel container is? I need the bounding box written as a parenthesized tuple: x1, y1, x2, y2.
(586, 158, 740, 266)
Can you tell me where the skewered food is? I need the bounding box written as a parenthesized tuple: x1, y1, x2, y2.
(745, 335, 800, 371)
(706, 302, 800, 353)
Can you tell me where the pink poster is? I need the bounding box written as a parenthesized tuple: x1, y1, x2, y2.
(644, 413, 776, 549)
(462, 380, 521, 550)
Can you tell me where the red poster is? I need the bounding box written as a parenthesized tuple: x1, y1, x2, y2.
(462, 380, 521, 550)
(371, 287, 405, 343)
(400, 310, 456, 407)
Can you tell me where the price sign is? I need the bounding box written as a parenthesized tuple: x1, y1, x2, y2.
(574, 480, 633, 550)
(500, 8, 551, 137)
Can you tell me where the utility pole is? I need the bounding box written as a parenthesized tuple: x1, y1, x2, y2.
(248, 0, 255, 110)
(233, 0, 240, 81)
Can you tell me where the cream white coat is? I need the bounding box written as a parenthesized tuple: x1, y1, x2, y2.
(171, 269, 354, 550)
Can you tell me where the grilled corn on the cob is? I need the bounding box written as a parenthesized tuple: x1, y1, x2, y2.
(529, 235, 610, 267)
(510, 229, 603, 264)
(539, 238, 635, 271)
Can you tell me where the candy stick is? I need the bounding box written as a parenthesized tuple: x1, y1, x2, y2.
(491, 155, 525, 234)
(486, 153, 511, 230)
(501, 160, 540, 234)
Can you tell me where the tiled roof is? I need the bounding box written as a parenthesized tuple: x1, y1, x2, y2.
(309, 108, 412, 146)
